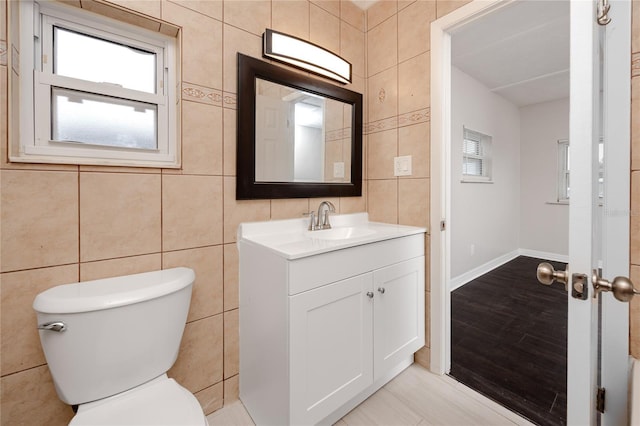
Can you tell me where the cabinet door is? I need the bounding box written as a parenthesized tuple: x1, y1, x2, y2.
(373, 256, 425, 380)
(290, 273, 373, 425)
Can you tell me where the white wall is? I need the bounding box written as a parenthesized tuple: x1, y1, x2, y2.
(451, 67, 521, 279)
(519, 97, 570, 258)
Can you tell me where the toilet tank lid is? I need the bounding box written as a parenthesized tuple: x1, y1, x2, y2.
(33, 267, 195, 314)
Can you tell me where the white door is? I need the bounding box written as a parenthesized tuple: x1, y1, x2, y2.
(255, 94, 294, 182)
(430, 0, 631, 424)
(567, 1, 630, 424)
(373, 257, 425, 380)
(289, 273, 374, 425)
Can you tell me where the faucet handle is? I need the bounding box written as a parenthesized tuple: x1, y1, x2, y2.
(305, 211, 316, 231)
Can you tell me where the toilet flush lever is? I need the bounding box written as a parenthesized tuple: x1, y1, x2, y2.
(37, 321, 67, 332)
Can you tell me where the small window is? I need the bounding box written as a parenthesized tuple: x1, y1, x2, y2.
(12, 1, 179, 168)
(557, 140, 570, 202)
(556, 139, 604, 202)
(462, 127, 492, 182)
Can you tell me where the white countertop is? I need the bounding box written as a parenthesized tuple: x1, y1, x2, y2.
(238, 213, 427, 260)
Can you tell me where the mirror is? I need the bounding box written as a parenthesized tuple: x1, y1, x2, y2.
(236, 53, 363, 200)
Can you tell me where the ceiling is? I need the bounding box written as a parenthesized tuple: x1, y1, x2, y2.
(451, 1, 570, 107)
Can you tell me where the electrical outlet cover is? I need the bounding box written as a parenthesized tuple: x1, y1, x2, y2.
(394, 155, 412, 176)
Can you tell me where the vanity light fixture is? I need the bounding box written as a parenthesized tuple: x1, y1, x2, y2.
(263, 29, 352, 84)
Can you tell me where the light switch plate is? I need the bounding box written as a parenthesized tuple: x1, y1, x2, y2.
(333, 162, 345, 178)
(394, 155, 412, 176)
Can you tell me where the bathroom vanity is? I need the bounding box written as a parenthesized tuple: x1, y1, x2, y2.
(238, 213, 426, 425)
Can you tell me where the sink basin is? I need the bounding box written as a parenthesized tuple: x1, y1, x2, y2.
(307, 227, 376, 240)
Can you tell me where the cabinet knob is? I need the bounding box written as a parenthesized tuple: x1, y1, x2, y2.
(377, 287, 385, 294)
(366, 291, 374, 299)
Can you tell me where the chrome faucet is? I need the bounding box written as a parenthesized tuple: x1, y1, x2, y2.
(307, 201, 336, 231)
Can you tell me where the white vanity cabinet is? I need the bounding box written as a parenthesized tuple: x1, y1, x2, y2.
(238, 214, 426, 426)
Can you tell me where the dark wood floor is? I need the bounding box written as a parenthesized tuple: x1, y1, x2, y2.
(450, 256, 568, 426)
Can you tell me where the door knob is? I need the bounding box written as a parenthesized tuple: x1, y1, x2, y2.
(592, 270, 640, 302)
(537, 262, 569, 288)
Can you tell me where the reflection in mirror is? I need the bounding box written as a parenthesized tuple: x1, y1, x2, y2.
(255, 79, 352, 183)
(236, 53, 362, 200)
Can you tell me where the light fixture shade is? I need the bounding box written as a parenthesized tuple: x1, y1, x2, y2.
(263, 29, 352, 84)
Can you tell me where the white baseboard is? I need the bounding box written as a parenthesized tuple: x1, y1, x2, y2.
(449, 249, 568, 291)
(449, 250, 520, 291)
(517, 249, 568, 264)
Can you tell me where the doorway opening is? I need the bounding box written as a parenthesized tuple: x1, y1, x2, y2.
(431, 0, 632, 423)
(438, 0, 571, 422)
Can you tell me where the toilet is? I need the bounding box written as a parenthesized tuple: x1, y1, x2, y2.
(32, 267, 208, 425)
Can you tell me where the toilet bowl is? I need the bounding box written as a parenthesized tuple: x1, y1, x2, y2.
(33, 267, 208, 425)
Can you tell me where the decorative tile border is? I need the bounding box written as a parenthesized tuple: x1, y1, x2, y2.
(181, 82, 237, 109)
(326, 127, 352, 142)
(11, 45, 18, 74)
(364, 116, 399, 134)
(222, 92, 237, 109)
(633, 52, 640, 78)
(182, 82, 223, 107)
(181, 86, 430, 121)
(364, 107, 430, 134)
(0, 41, 7, 67)
(397, 108, 431, 127)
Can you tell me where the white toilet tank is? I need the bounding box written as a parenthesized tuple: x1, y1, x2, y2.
(33, 267, 195, 405)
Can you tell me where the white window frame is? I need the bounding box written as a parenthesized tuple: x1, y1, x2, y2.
(557, 138, 604, 203)
(461, 126, 492, 183)
(13, 1, 179, 168)
(557, 139, 570, 202)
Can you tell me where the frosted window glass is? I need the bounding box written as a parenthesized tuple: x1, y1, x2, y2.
(54, 27, 156, 93)
(52, 87, 157, 150)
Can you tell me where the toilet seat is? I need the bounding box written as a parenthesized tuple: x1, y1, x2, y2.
(70, 375, 208, 426)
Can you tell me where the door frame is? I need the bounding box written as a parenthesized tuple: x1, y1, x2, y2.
(597, 1, 631, 424)
(429, 0, 631, 423)
(429, 0, 515, 378)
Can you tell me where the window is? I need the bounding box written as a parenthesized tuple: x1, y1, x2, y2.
(556, 139, 604, 202)
(557, 140, 570, 201)
(12, 1, 179, 167)
(462, 127, 492, 182)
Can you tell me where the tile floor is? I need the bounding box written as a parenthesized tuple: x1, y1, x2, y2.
(206, 364, 535, 426)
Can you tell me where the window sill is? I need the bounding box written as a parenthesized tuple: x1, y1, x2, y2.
(460, 178, 493, 184)
(546, 200, 604, 206)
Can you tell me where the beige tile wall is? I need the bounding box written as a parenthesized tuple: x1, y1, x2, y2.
(364, 0, 442, 368)
(0, 0, 366, 424)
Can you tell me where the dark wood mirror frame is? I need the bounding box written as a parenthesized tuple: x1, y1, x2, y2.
(236, 53, 363, 200)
